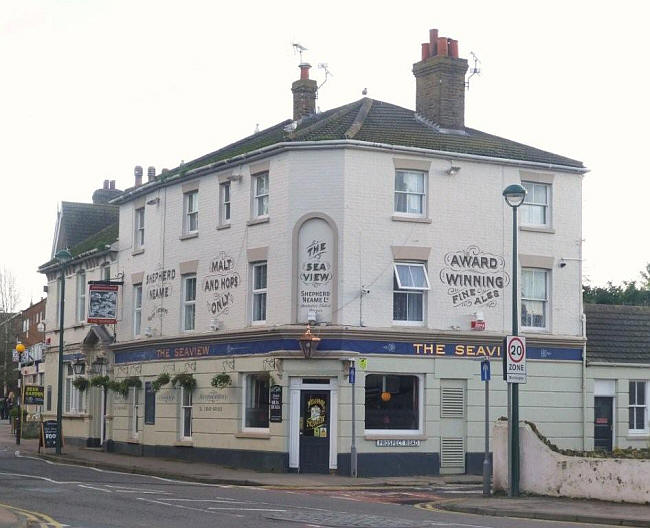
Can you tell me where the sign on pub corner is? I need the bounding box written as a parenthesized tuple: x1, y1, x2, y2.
(503, 335, 527, 383)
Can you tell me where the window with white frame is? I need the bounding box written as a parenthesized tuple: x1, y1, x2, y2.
(134, 207, 145, 248)
(394, 170, 425, 216)
(133, 284, 143, 336)
(129, 386, 140, 437)
(220, 181, 231, 224)
(102, 264, 111, 281)
(76, 271, 86, 322)
(243, 374, 270, 430)
(521, 181, 550, 227)
(629, 381, 648, 433)
(180, 386, 192, 440)
(253, 173, 269, 217)
(393, 262, 430, 323)
(251, 262, 267, 323)
(521, 268, 548, 329)
(65, 363, 85, 414)
(365, 374, 421, 432)
(181, 274, 196, 331)
(183, 190, 199, 234)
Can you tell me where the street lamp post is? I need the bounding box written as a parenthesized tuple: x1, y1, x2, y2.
(15, 342, 25, 445)
(503, 184, 527, 498)
(55, 249, 72, 455)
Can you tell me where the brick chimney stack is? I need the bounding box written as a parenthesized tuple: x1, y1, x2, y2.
(291, 63, 317, 120)
(413, 28, 468, 130)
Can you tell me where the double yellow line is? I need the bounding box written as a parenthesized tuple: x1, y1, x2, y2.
(0, 502, 63, 527)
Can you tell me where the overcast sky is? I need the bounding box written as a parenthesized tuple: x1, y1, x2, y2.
(2, 1, 648, 309)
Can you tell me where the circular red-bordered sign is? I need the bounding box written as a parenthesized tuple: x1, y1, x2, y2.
(507, 336, 525, 363)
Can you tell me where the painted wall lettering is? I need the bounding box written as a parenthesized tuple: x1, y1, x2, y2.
(204, 251, 240, 318)
(298, 218, 335, 323)
(413, 342, 502, 357)
(439, 246, 510, 308)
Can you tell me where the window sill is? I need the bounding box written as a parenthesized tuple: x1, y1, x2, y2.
(132, 248, 144, 256)
(217, 223, 231, 231)
(521, 225, 555, 234)
(247, 216, 270, 227)
(364, 433, 425, 440)
(392, 321, 426, 327)
(626, 433, 650, 440)
(391, 215, 432, 224)
(179, 232, 199, 241)
(521, 327, 549, 334)
(63, 413, 89, 419)
(235, 431, 271, 439)
(174, 440, 193, 447)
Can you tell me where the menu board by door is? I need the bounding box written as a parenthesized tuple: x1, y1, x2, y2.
(39, 420, 63, 450)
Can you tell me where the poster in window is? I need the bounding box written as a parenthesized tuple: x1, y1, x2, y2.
(298, 218, 335, 324)
(87, 283, 119, 324)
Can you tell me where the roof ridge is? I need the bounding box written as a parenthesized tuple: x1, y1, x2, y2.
(290, 99, 364, 141)
(344, 98, 374, 139)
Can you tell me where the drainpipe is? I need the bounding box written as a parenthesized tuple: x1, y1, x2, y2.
(581, 313, 587, 451)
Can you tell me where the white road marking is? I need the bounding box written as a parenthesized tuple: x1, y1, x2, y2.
(0, 470, 81, 485)
(136, 497, 246, 518)
(207, 507, 286, 512)
(164, 498, 247, 503)
(78, 484, 112, 493)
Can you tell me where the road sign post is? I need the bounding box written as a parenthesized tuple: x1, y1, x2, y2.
(480, 359, 491, 496)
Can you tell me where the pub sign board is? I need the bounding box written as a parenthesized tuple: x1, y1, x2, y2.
(39, 420, 63, 450)
(270, 385, 282, 423)
(24, 385, 44, 405)
(87, 283, 119, 324)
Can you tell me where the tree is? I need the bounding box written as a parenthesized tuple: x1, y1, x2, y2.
(583, 263, 650, 306)
(0, 267, 20, 313)
(0, 267, 21, 398)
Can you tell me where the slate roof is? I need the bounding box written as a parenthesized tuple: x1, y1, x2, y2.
(54, 202, 119, 255)
(585, 304, 650, 364)
(114, 98, 585, 204)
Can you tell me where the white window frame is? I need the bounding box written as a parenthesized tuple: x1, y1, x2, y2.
(251, 261, 267, 324)
(133, 284, 143, 337)
(183, 190, 199, 234)
(129, 386, 141, 438)
(181, 274, 197, 332)
(521, 268, 549, 331)
(521, 181, 551, 228)
(179, 386, 192, 441)
(363, 373, 424, 436)
(253, 172, 269, 218)
(65, 364, 85, 414)
(394, 170, 426, 217)
(101, 264, 111, 281)
(242, 373, 270, 433)
(134, 207, 145, 249)
(393, 262, 429, 325)
(220, 181, 231, 225)
(629, 380, 649, 435)
(76, 271, 86, 322)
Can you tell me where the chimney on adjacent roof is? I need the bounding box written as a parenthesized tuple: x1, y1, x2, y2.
(413, 28, 468, 130)
(134, 165, 143, 187)
(92, 180, 123, 204)
(291, 63, 317, 120)
(147, 166, 155, 182)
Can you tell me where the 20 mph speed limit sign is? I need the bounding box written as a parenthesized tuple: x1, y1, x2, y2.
(504, 335, 527, 383)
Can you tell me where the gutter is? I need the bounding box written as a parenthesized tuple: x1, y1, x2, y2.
(112, 140, 588, 205)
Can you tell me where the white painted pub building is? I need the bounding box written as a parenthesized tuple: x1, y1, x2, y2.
(42, 29, 625, 476)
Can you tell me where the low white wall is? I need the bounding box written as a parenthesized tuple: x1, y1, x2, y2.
(493, 420, 650, 504)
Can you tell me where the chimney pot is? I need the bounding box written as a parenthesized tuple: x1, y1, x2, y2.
(134, 165, 143, 187)
(103, 179, 109, 190)
(147, 166, 155, 182)
(449, 39, 459, 59)
(299, 63, 311, 80)
(110, 180, 115, 189)
(437, 37, 449, 56)
(421, 43, 430, 61)
(429, 28, 439, 56)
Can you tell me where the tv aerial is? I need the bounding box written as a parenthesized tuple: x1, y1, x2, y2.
(466, 51, 481, 89)
(318, 63, 333, 89)
(292, 42, 308, 62)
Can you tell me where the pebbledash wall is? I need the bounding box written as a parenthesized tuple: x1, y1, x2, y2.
(103, 145, 587, 476)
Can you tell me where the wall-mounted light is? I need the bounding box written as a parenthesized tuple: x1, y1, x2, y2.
(72, 358, 85, 375)
(144, 326, 153, 338)
(298, 325, 321, 359)
(447, 165, 461, 176)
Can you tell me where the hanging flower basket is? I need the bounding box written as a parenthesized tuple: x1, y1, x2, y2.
(90, 375, 110, 389)
(72, 377, 90, 392)
(211, 373, 232, 389)
(151, 372, 171, 392)
(107, 376, 142, 398)
(171, 373, 197, 392)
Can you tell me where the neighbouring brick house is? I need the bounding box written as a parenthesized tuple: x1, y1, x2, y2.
(16, 298, 46, 413)
(45, 29, 594, 476)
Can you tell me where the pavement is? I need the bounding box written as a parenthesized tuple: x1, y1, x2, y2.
(1, 420, 649, 527)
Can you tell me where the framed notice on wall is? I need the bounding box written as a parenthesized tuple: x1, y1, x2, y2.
(269, 385, 282, 423)
(87, 282, 119, 324)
